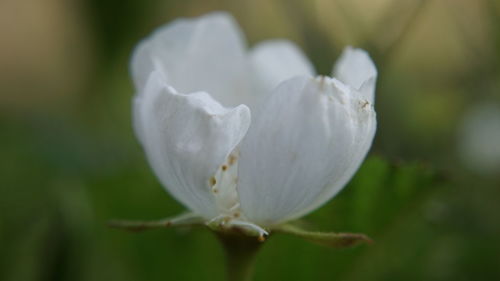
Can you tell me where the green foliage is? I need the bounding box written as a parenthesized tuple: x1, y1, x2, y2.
(0, 127, 449, 281)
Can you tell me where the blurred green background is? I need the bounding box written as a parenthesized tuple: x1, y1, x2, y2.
(1, 0, 500, 280)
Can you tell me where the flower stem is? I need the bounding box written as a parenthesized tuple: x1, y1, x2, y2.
(216, 232, 263, 281)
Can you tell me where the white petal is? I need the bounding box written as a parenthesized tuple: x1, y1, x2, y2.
(131, 12, 251, 107)
(238, 76, 376, 225)
(250, 40, 315, 96)
(332, 47, 377, 103)
(134, 71, 251, 218)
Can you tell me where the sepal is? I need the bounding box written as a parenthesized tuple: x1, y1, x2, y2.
(271, 222, 372, 248)
(108, 213, 269, 242)
(207, 217, 269, 241)
(108, 212, 204, 232)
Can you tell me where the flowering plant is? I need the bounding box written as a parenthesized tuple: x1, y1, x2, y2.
(112, 11, 377, 280)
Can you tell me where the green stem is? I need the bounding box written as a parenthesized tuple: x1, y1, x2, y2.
(216, 232, 263, 281)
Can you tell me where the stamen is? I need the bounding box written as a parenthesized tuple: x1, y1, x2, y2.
(228, 154, 237, 166)
(210, 176, 217, 186)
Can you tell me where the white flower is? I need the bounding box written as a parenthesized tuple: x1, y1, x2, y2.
(131, 12, 377, 237)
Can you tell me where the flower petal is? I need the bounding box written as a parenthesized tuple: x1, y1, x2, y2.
(332, 47, 377, 103)
(249, 40, 315, 97)
(237, 76, 376, 225)
(134, 71, 251, 218)
(131, 12, 251, 107)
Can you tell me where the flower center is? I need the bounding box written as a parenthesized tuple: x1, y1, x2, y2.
(210, 149, 242, 219)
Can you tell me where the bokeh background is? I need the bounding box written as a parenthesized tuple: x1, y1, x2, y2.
(1, 0, 500, 280)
